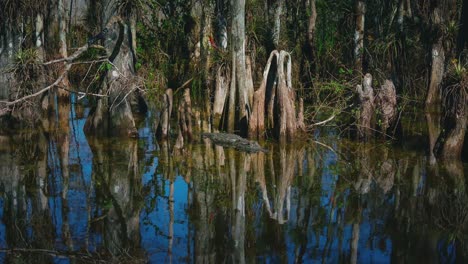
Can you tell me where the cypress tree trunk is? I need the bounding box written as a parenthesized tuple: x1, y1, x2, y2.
(434, 76, 467, 159)
(200, 0, 214, 88)
(356, 73, 375, 139)
(424, 1, 457, 107)
(0, 25, 21, 101)
(307, 0, 317, 64)
(57, 0, 69, 99)
(272, 0, 283, 48)
(426, 37, 445, 106)
(228, 0, 249, 134)
(84, 2, 147, 138)
(44, 0, 71, 104)
(354, 0, 366, 73)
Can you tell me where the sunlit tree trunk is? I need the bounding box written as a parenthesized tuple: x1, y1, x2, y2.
(35, 14, 45, 63)
(57, 0, 69, 99)
(272, 0, 284, 48)
(228, 0, 249, 134)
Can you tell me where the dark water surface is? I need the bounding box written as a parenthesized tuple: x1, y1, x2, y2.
(0, 99, 467, 263)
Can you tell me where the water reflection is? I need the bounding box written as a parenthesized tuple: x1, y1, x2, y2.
(0, 103, 467, 263)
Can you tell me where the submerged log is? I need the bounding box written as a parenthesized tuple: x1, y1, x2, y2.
(201, 133, 268, 153)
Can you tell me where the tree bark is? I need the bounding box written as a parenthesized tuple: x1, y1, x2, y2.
(307, 0, 317, 51)
(397, 0, 406, 30)
(200, 0, 214, 87)
(356, 73, 375, 139)
(248, 51, 280, 139)
(0, 25, 21, 100)
(36, 14, 45, 62)
(425, 111, 440, 163)
(155, 89, 173, 139)
(213, 65, 230, 131)
(229, 0, 249, 134)
(426, 38, 445, 106)
(84, 8, 146, 137)
(276, 51, 297, 141)
(182, 88, 193, 140)
(249, 50, 303, 141)
(45, 0, 71, 103)
(376, 80, 397, 135)
(58, 0, 70, 99)
(457, 0, 468, 56)
(354, 1, 366, 73)
(246, 56, 254, 111)
(434, 76, 467, 159)
(272, 0, 284, 48)
(297, 98, 306, 132)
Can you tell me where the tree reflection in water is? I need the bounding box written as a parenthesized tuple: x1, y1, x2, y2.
(0, 103, 467, 263)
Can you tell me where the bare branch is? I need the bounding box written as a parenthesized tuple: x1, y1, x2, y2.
(0, 64, 71, 107)
(310, 114, 336, 127)
(43, 45, 105, 65)
(0, 43, 109, 107)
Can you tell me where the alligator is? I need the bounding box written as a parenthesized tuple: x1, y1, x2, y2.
(201, 133, 268, 153)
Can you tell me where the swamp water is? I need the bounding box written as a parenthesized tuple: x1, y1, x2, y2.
(0, 98, 467, 263)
